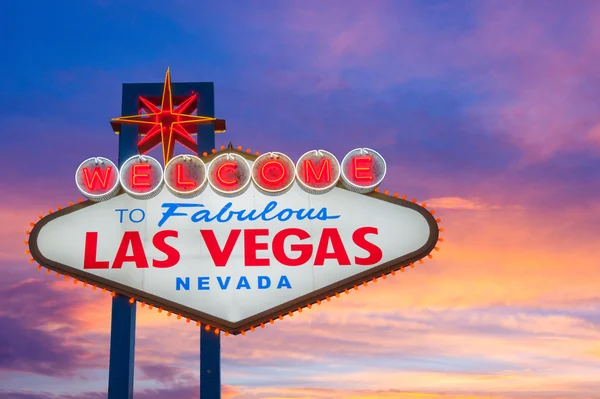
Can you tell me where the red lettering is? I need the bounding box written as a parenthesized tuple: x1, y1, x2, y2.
(352, 227, 382, 265)
(112, 231, 149, 269)
(176, 163, 196, 188)
(304, 159, 330, 183)
(261, 160, 286, 184)
(82, 167, 113, 190)
(314, 228, 351, 266)
(244, 229, 270, 266)
(152, 230, 180, 268)
(353, 156, 373, 181)
(273, 228, 312, 266)
(83, 232, 109, 269)
(201, 229, 241, 266)
(216, 162, 237, 185)
(132, 164, 151, 187)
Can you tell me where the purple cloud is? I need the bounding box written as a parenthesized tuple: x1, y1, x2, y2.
(137, 363, 195, 387)
(0, 384, 241, 399)
(0, 277, 106, 377)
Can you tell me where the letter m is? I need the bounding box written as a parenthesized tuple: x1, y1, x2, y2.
(305, 159, 330, 183)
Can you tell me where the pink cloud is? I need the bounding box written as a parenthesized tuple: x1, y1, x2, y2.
(422, 196, 503, 211)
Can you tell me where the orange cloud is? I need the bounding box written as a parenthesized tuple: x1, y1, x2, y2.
(423, 197, 501, 211)
(225, 385, 597, 399)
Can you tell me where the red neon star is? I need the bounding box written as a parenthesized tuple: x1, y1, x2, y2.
(110, 68, 226, 164)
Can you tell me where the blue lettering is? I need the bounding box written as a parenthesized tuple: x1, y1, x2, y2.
(305, 208, 319, 220)
(277, 209, 293, 221)
(261, 201, 279, 221)
(215, 202, 234, 222)
(247, 209, 261, 221)
(191, 208, 213, 222)
(159, 203, 200, 227)
(258, 276, 271, 289)
(217, 276, 231, 290)
(115, 209, 127, 223)
(158, 201, 339, 227)
(296, 209, 309, 220)
(175, 275, 293, 290)
(236, 276, 251, 290)
(176, 277, 190, 291)
(277, 276, 292, 289)
(198, 277, 210, 290)
(129, 208, 145, 223)
(316, 208, 336, 220)
(235, 209, 260, 221)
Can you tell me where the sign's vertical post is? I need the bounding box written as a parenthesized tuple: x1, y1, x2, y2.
(108, 85, 139, 399)
(196, 83, 222, 399)
(200, 329, 221, 398)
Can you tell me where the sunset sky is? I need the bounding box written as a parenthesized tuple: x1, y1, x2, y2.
(3, 0, 600, 398)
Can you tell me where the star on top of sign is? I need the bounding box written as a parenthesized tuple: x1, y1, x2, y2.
(110, 68, 226, 164)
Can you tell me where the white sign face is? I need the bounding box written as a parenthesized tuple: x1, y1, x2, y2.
(31, 157, 438, 334)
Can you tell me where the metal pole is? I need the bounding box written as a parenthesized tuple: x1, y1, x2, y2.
(200, 327, 221, 398)
(196, 88, 222, 399)
(107, 88, 139, 399)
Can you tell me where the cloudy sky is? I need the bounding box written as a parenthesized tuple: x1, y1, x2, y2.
(3, 0, 600, 398)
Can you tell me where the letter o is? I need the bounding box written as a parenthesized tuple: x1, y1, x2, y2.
(251, 152, 296, 195)
(128, 208, 145, 223)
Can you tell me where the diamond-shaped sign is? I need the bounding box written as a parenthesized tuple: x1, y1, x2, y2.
(29, 151, 439, 335)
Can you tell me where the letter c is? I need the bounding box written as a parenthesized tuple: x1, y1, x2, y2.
(217, 162, 237, 186)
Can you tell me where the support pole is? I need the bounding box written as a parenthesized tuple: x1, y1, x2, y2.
(195, 89, 222, 399)
(108, 88, 139, 399)
(200, 327, 221, 398)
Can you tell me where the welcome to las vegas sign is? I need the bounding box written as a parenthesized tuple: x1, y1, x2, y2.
(26, 72, 441, 336)
(28, 146, 440, 335)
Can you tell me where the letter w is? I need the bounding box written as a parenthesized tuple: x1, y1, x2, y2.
(83, 167, 112, 190)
